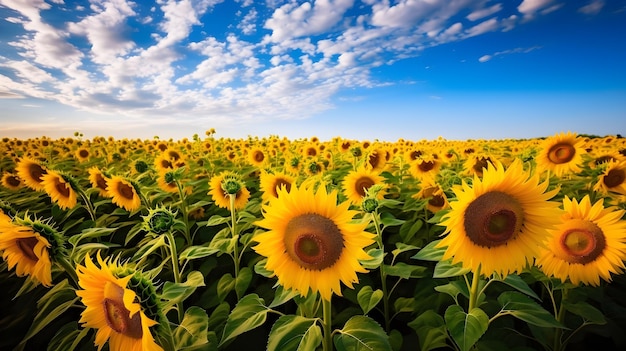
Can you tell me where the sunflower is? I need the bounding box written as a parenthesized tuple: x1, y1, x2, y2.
(364, 148, 388, 172)
(593, 160, 626, 196)
(248, 147, 267, 167)
(413, 178, 449, 213)
(107, 176, 142, 212)
(408, 155, 441, 181)
(535, 131, 586, 177)
(0, 217, 55, 287)
(259, 171, 294, 202)
(1, 172, 22, 190)
(75, 147, 91, 162)
(462, 154, 499, 178)
(436, 159, 561, 276)
(76, 252, 163, 351)
(88, 167, 110, 197)
(254, 184, 375, 301)
(342, 168, 385, 205)
(41, 170, 78, 210)
(536, 196, 626, 286)
(15, 157, 48, 191)
(208, 172, 250, 210)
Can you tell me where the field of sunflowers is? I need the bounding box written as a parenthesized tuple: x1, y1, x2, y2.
(1, 131, 626, 351)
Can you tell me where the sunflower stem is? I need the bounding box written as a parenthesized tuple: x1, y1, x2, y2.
(468, 264, 481, 311)
(175, 179, 191, 244)
(77, 188, 96, 222)
(322, 296, 333, 351)
(371, 212, 391, 332)
(552, 288, 569, 351)
(229, 194, 241, 299)
(56, 255, 79, 288)
(164, 230, 184, 323)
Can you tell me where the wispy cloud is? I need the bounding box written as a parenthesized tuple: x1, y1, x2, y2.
(0, 0, 564, 126)
(478, 46, 542, 62)
(579, 0, 605, 15)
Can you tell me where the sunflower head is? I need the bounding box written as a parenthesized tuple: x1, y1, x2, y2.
(107, 175, 143, 212)
(436, 159, 561, 277)
(342, 168, 386, 205)
(0, 213, 65, 286)
(593, 160, 626, 196)
(41, 170, 80, 210)
(88, 167, 111, 197)
(536, 196, 626, 286)
(16, 157, 48, 191)
(1, 172, 22, 190)
(536, 131, 587, 177)
(208, 172, 250, 210)
(254, 184, 375, 301)
(259, 171, 294, 202)
(142, 206, 177, 235)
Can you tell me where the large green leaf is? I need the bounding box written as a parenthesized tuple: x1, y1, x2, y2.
(411, 239, 445, 262)
(563, 300, 606, 325)
(267, 315, 321, 351)
(235, 267, 253, 298)
(444, 305, 489, 351)
(219, 294, 270, 347)
(333, 315, 392, 351)
(208, 227, 237, 255)
(357, 286, 383, 314)
(269, 285, 298, 308)
(47, 321, 91, 351)
(216, 273, 235, 302)
(361, 248, 385, 269)
(384, 262, 428, 279)
(179, 245, 220, 262)
(173, 306, 210, 350)
(408, 310, 449, 351)
(161, 271, 205, 308)
(433, 259, 471, 278)
(434, 280, 469, 305)
(497, 291, 563, 328)
(495, 274, 540, 300)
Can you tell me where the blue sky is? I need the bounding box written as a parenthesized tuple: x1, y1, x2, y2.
(0, 0, 625, 141)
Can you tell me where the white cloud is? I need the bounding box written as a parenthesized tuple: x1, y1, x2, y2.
(478, 46, 541, 63)
(467, 4, 502, 21)
(478, 54, 492, 62)
(579, 0, 605, 15)
(518, 0, 554, 19)
(464, 18, 499, 38)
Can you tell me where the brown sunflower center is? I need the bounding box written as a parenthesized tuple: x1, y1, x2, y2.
(55, 178, 71, 198)
(472, 157, 492, 176)
(464, 191, 524, 248)
(95, 174, 108, 191)
(6, 175, 21, 187)
(117, 182, 135, 200)
(79, 149, 89, 158)
(28, 163, 47, 183)
(102, 295, 143, 339)
(368, 152, 381, 169)
(418, 161, 435, 172)
(284, 213, 345, 271)
(429, 194, 445, 208)
(547, 143, 576, 164)
(253, 151, 265, 163)
(272, 178, 292, 197)
(354, 176, 375, 197)
(559, 220, 605, 264)
(604, 168, 625, 189)
(16, 237, 39, 262)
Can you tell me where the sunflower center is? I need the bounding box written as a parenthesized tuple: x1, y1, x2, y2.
(95, 175, 108, 191)
(79, 149, 89, 158)
(472, 157, 492, 175)
(254, 151, 265, 163)
(418, 161, 435, 172)
(464, 191, 524, 248)
(558, 220, 606, 264)
(429, 194, 445, 208)
(55, 178, 71, 198)
(28, 163, 47, 182)
(118, 182, 135, 200)
(16, 237, 39, 262)
(103, 283, 143, 339)
(272, 178, 292, 197)
(604, 168, 625, 189)
(548, 143, 575, 164)
(7, 175, 21, 187)
(284, 213, 344, 271)
(355, 176, 375, 197)
(368, 152, 380, 169)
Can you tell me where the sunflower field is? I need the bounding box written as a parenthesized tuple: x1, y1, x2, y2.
(1, 131, 626, 351)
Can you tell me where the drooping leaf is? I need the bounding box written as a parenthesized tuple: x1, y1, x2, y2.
(444, 305, 489, 351)
(411, 239, 445, 262)
(433, 259, 471, 278)
(219, 294, 270, 347)
(267, 315, 320, 351)
(333, 315, 392, 351)
(357, 286, 383, 314)
(173, 306, 210, 349)
(408, 310, 449, 351)
(497, 291, 563, 328)
(563, 300, 606, 325)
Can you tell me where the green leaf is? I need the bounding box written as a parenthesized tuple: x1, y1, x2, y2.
(333, 315, 392, 351)
(220, 294, 270, 347)
(495, 274, 540, 301)
(384, 262, 428, 279)
(497, 291, 563, 328)
(216, 273, 235, 302)
(68, 227, 117, 246)
(48, 322, 90, 351)
(564, 300, 606, 325)
(393, 297, 416, 314)
(206, 214, 231, 226)
(131, 235, 167, 261)
(444, 305, 489, 351)
(161, 271, 205, 308)
(267, 315, 320, 351)
(16, 279, 79, 351)
(434, 280, 468, 305)
(254, 258, 274, 278)
(361, 248, 385, 269)
(399, 219, 423, 243)
(269, 285, 298, 308)
(235, 267, 253, 298)
(411, 239, 445, 261)
(357, 286, 383, 314)
(380, 211, 405, 228)
(433, 259, 471, 278)
(208, 228, 237, 255)
(391, 242, 420, 260)
(408, 310, 448, 351)
(179, 245, 220, 261)
(174, 306, 210, 349)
